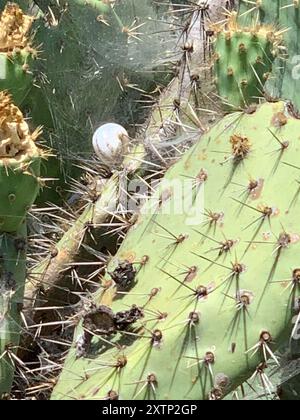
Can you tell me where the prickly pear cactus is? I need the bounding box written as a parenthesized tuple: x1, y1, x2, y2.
(213, 12, 280, 110)
(0, 91, 42, 396)
(52, 100, 300, 400)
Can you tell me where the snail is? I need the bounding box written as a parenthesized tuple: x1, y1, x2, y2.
(92, 123, 129, 168)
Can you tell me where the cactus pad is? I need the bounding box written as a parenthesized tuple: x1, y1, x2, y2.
(52, 100, 300, 400)
(213, 12, 280, 110)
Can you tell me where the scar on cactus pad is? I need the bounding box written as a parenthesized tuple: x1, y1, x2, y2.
(0, 3, 37, 105)
(213, 12, 282, 111)
(52, 100, 300, 400)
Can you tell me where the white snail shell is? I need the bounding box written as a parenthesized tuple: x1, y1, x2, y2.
(92, 123, 129, 167)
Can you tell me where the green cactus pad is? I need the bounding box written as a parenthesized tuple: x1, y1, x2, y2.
(52, 100, 300, 400)
(213, 12, 280, 110)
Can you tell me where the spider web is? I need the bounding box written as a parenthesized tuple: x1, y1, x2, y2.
(28, 1, 180, 169)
